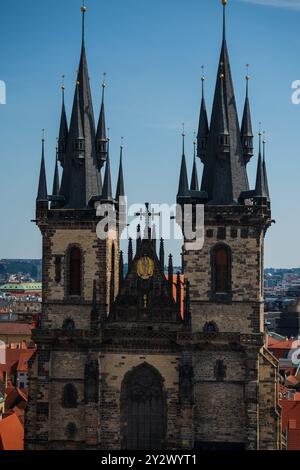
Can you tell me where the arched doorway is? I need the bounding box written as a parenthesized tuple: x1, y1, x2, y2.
(120, 363, 166, 450)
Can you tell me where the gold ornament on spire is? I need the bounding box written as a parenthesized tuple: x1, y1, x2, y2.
(81, 0, 87, 13)
(246, 64, 250, 82)
(201, 65, 205, 82)
(222, 0, 228, 6)
(102, 72, 107, 89)
(61, 74, 65, 91)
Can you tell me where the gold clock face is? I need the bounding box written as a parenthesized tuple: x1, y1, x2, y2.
(137, 257, 154, 280)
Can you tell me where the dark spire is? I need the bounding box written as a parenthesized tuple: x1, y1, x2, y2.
(101, 139, 113, 202)
(70, 81, 84, 141)
(60, 3, 101, 208)
(176, 272, 182, 313)
(137, 225, 142, 252)
(263, 133, 270, 202)
(222, 0, 227, 41)
(116, 140, 125, 201)
(96, 74, 108, 168)
(168, 254, 173, 296)
(200, 1, 249, 204)
(128, 238, 133, 269)
(190, 137, 199, 191)
(37, 131, 48, 202)
(99, 167, 103, 196)
(241, 69, 254, 164)
(52, 144, 60, 196)
(119, 251, 124, 288)
(184, 280, 191, 328)
(81, 1, 86, 48)
(177, 126, 189, 198)
(57, 76, 68, 167)
(197, 69, 209, 161)
(255, 129, 268, 199)
(159, 238, 165, 272)
(217, 70, 230, 147)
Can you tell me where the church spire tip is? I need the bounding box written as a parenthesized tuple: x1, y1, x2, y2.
(81, 0, 87, 48)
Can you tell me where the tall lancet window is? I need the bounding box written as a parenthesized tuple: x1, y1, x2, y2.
(68, 246, 82, 296)
(212, 244, 231, 295)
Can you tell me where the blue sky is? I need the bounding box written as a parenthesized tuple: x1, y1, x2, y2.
(0, 0, 299, 267)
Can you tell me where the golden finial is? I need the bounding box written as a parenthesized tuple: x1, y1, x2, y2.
(222, 0, 228, 5)
(201, 65, 205, 82)
(246, 64, 250, 82)
(61, 74, 65, 91)
(42, 129, 45, 142)
(102, 72, 107, 89)
(81, 0, 87, 13)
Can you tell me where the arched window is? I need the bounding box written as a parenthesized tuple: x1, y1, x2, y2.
(62, 318, 76, 332)
(62, 383, 78, 408)
(121, 363, 166, 450)
(68, 246, 82, 296)
(203, 322, 218, 333)
(66, 422, 77, 440)
(212, 244, 231, 296)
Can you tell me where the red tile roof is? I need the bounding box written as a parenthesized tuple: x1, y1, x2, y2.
(280, 400, 300, 450)
(0, 413, 24, 450)
(5, 387, 28, 411)
(0, 322, 34, 336)
(17, 349, 35, 372)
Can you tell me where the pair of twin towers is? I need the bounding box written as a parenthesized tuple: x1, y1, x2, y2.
(28, 1, 282, 451)
(36, 2, 270, 214)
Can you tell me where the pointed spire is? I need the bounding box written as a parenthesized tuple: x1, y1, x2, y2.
(200, 0, 249, 204)
(255, 127, 268, 199)
(52, 144, 60, 196)
(176, 272, 182, 313)
(69, 80, 85, 143)
(197, 68, 209, 161)
(37, 130, 48, 202)
(101, 140, 113, 202)
(119, 251, 124, 288)
(128, 238, 133, 269)
(96, 73, 108, 168)
(136, 224, 142, 252)
(263, 132, 270, 202)
(159, 238, 165, 272)
(190, 136, 199, 191)
(116, 139, 125, 200)
(81, 1, 87, 49)
(59, 1, 100, 208)
(168, 254, 173, 296)
(217, 68, 229, 141)
(177, 125, 189, 198)
(222, 0, 227, 42)
(58, 76, 69, 167)
(241, 66, 254, 164)
(184, 280, 191, 328)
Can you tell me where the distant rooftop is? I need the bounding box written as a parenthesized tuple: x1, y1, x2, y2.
(0, 283, 42, 292)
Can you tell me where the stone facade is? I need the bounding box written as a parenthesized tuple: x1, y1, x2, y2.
(25, 3, 282, 451)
